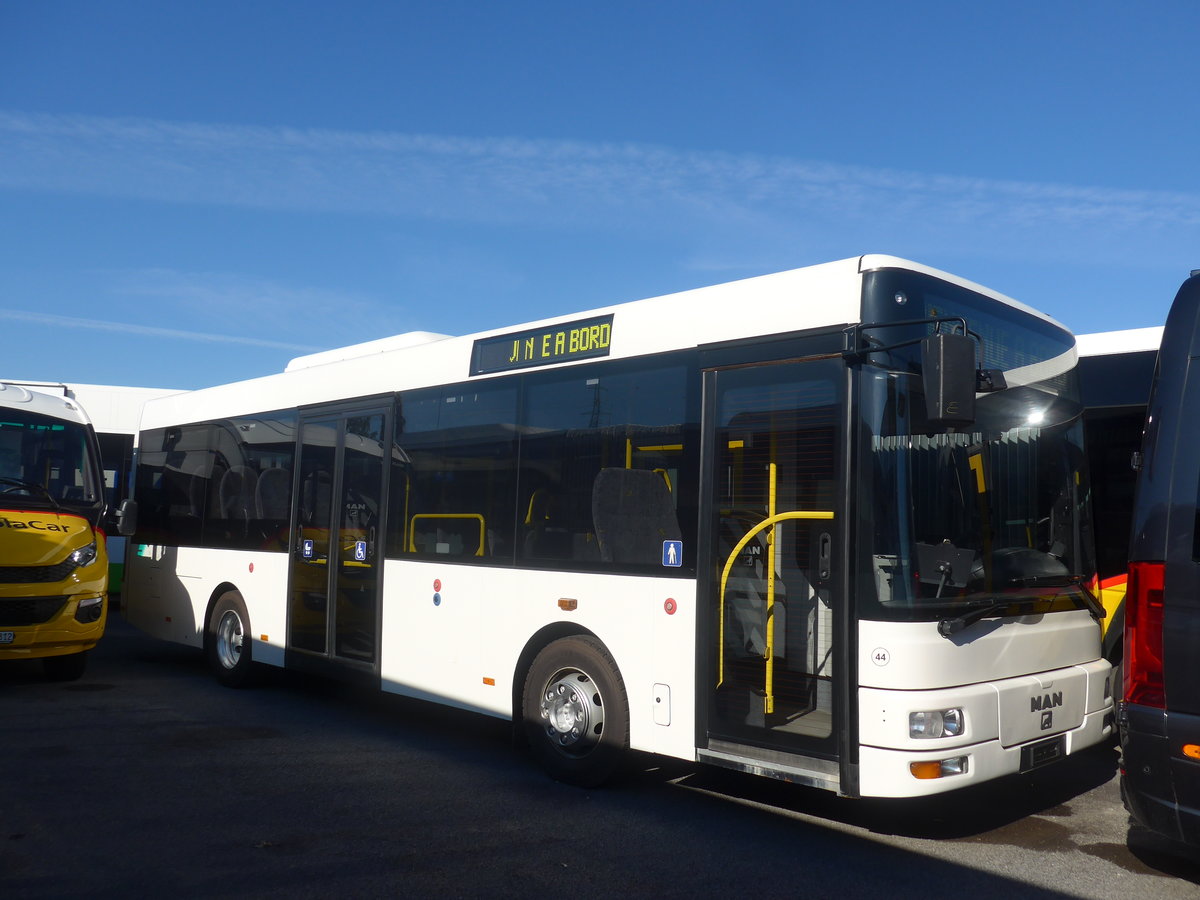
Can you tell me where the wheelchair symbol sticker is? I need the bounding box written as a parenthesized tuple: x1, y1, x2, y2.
(302, 539, 314, 559)
(354, 541, 368, 562)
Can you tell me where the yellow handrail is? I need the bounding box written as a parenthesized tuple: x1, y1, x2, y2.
(716, 509, 834, 691)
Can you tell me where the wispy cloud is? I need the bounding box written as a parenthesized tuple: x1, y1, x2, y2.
(3, 110, 1199, 247)
(0, 308, 321, 351)
(108, 267, 389, 323)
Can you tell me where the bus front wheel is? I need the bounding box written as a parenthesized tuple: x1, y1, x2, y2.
(206, 590, 254, 688)
(521, 635, 629, 787)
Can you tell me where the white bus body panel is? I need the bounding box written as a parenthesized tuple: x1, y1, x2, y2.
(856, 613, 1113, 798)
(858, 611, 1104, 690)
(377, 564, 699, 762)
(122, 547, 290, 668)
(123, 551, 702, 763)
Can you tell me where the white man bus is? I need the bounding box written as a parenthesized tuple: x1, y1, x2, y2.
(121, 256, 1113, 796)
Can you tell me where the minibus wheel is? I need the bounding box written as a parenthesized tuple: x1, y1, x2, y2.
(207, 590, 254, 688)
(521, 635, 628, 787)
(42, 650, 87, 681)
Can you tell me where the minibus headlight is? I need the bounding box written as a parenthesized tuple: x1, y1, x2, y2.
(75, 594, 104, 624)
(69, 542, 98, 569)
(909, 708, 964, 739)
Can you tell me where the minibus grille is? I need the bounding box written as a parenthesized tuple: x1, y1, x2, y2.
(0, 560, 78, 584)
(0, 596, 69, 626)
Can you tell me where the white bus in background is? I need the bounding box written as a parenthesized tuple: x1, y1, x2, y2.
(121, 255, 1113, 797)
(1074, 328, 1162, 687)
(0, 382, 180, 593)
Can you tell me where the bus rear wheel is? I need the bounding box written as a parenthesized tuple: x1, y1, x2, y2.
(521, 635, 628, 787)
(206, 590, 254, 688)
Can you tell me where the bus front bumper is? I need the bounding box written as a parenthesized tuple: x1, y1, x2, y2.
(0, 593, 108, 660)
(858, 704, 1114, 798)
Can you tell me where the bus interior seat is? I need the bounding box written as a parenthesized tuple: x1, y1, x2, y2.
(256, 466, 292, 520)
(591, 467, 682, 565)
(188, 464, 208, 517)
(219, 466, 258, 520)
(523, 487, 571, 558)
(301, 470, 332, 525)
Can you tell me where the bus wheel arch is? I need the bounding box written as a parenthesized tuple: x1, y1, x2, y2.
(204, 584, 255, 688)
(518, 629, 630, 787)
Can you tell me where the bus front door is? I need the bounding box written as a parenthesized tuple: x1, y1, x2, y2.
(288, 407, 390, 673)
(703, 359, 844, 771)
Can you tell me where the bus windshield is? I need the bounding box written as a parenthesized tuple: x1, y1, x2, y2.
(0, 407, 103, 520)
(856, 273, 1096, 623)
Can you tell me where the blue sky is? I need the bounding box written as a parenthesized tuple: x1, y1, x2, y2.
(2, 1, 1197, 389)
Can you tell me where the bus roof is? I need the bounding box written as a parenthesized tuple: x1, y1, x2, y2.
(137, 255, 1069, 430)
(1076, 326, 1164, 357)
(0, 381, 93, 426)
(0, 381, 182, 434)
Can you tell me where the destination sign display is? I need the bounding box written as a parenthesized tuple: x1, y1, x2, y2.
(470, 314, 614, 375)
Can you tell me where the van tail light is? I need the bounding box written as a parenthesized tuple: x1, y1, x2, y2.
(1124, 561, 1166, 709)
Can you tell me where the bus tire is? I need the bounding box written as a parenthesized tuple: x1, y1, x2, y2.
(521, 635, 628, 787)
(42, 650, 87, 681)
(207, 590, 254, 688)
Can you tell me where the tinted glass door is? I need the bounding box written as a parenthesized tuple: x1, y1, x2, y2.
(704, 359, 844, 755)
(289, 407, 389, 668)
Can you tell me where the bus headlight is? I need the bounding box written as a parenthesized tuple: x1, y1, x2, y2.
(69, 542, 98, 569)
(909, 708, 964, 739)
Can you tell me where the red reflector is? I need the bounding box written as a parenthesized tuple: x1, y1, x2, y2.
(1125, 561, 1166, 709)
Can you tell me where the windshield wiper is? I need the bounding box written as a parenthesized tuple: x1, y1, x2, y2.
(938, 597, 1055, 637)
(996, 573, 1105, 619)
(0, 476, 63, 511)
(937, 576, 1103, 637)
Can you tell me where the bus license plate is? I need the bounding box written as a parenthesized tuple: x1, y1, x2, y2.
(0, 632, 13, 644)
(1020, 735, 1065, 772)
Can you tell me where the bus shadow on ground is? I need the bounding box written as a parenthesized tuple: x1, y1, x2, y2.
(632, 744, 1200, 885)
(88, 614, 1199, 885)
(631, 742, 1119, 840)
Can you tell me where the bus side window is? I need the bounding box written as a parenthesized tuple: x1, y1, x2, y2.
(390, 382, 518, 562)
(592, 467, 682, 566)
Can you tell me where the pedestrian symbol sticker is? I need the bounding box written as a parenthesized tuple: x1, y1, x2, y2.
(662, 540, 682, 567)
(354, 540, 368, 562)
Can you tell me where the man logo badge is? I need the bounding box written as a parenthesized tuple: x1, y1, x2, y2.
(1030, 692, 1063, 712)
(1041, 711, 1053, 731)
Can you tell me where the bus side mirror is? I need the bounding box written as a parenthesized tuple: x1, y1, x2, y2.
(922, 333, 977, 427)
(115, 498, 138, 537)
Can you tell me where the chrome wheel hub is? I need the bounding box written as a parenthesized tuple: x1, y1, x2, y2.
(539, 670, 603, 754)
(216, 610, 243, 670)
